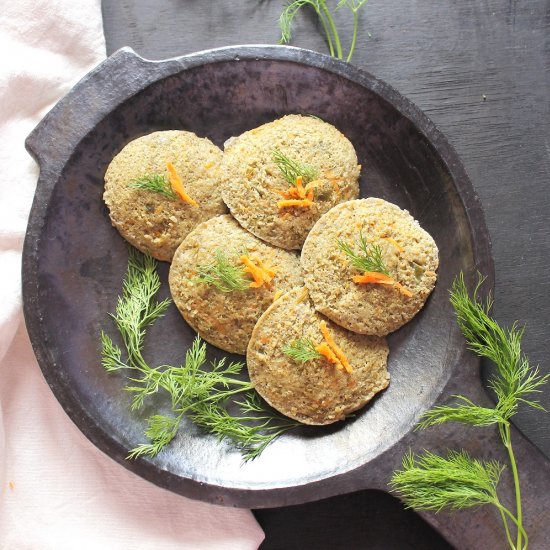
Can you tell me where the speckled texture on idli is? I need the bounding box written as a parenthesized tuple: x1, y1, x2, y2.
(301, 198, 439, 336)
(247, 287, 390, 425)
(220, 115, 360, 250)
(169, 215, 303, 354)
(104, 130, 226, 262)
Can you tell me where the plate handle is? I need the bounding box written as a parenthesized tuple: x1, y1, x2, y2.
(25, 47, 150, 169)
(367, 360, 550, 549)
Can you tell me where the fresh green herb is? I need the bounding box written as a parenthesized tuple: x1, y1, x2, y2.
(193, 250, 250, 293)
(192, 392, 301, 461)
(272, 149, 319, 185)
(337, 0, 369, 62)
(278, 0, 369, 62)
(390, 273, 548, 550)
(283, 338, 323, 363)
(337, 232, 389, 275)
(391, 450, 505, 511)
(101, 249, 299, 461)
(129, 174, 177, 199)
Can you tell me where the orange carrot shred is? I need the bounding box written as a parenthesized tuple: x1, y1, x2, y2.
(295, 287, 309, 304)
(383, 237, 404, 253)
(352, 271, 413, 298)
(352, 272, 396, 285)
(394, 283, 414, 297)
(277, 198, 314, 209)
(314, 343, 343, 370)
(319, 320, 353, 373)
(240, 256, 275, 288)
(278, 176, 321, 207)
(166, 162, 198, 207)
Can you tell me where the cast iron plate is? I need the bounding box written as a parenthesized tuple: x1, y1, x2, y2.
(23, 46, 492, 508)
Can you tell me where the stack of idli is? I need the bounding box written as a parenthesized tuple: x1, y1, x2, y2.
(103, 115, 439, 426)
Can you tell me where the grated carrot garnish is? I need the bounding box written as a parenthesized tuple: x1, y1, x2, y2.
(277, 198, 314, 209)
(295, 287, 309, 304)
(352, 271, 413, 298)
(383, 237, 404, 253)
(272, 289, 283, 302)
(240, 256, 276, 288)
(166, 162, 198, 206)
(319, 320, 353, 373)
(424, 270, 436, 277)
(394, 283, 413, 297)
(314, 342, 344, 370)
(352, 272, 396, 285)
(278, 177, 321, 207)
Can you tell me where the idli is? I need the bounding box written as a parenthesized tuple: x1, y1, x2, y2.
(247, 287, 390, 425)
(169, 215, 303, 354)
(104, 130, 226, 262)
(301, 198, 439, 335)
(220, 115, 360, 250)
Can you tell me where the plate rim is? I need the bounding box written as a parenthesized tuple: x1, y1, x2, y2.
(22, 44, 494, 508)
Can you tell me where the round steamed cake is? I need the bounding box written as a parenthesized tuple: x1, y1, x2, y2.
(104, 130, 226, 262)
(220, 114, 360, 250)
(301, 198, 439, 336)
(247, 287, 390, 425)
(169, 215, 303, 354)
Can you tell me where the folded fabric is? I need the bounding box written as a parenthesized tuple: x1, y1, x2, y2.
(0, 1, 264, 548)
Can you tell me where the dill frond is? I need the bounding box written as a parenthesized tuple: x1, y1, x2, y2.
(193, 250, 250, 293)
(277, 1, 368, 61)
(100, 331, 128, 373)
(417, 395, 503, 429)
(283, 338, 322, 363)
(395, 272, 547, 549)
(129, 173, 177, 199)
(272, 149, 319, 185)
(337, 232, 389, 276)
(102, 251, 300, 460)
(191, 392, 301, 461)
(390, 450, 504, 512)
(450, 273, 549, 420)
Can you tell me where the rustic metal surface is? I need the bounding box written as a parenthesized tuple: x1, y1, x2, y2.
(23, 46, 550, 548)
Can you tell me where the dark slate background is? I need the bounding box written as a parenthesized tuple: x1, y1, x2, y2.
(101, 1, 550, 548)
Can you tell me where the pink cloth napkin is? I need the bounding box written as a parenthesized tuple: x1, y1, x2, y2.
(0, 1, 265, 548)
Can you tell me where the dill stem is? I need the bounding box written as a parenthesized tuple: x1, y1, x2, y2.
(321, 3, 342, 58)
(494, 499, 529, 550)
(346, 11, 359, 62)
(495, 502, 517, 550)
(317, 10, 335, 57)
(500, 423, 525, 549)
(179, 384, 253, 412)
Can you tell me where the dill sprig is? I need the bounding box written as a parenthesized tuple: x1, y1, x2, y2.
(451, 273, 548, 421)
(272, 149, 319, 185)
(390, 450, 505, 512)
(101, 249, 299, 461)
(283, 338, 322, 363)
(129, 174, 177, 199)
(278, 0, 368, 62)
(192, 393, 301, 461)
(337, 232, 389, 276)
(193, 250, 250, 293)
(391, 273, 547, 550)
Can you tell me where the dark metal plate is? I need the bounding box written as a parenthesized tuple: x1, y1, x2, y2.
(23, 46, 493, 509)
